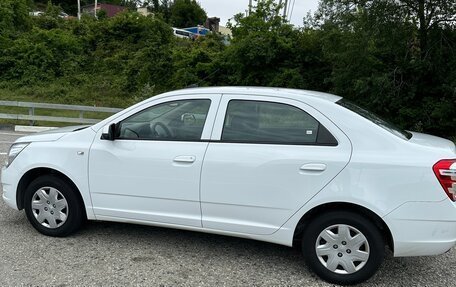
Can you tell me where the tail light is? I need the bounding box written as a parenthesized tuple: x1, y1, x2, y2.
(433, 159, 456, 202)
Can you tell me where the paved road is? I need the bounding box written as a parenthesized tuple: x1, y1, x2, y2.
(0, 130, 454, 286)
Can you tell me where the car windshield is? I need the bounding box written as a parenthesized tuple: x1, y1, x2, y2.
(337, 99, 412, 140)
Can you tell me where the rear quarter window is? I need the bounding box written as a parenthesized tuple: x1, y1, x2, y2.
(337, 99, 412, 140)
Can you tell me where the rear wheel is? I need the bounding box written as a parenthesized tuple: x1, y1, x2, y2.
(302, 211, 385, 285)
(24, 175, 84, 237)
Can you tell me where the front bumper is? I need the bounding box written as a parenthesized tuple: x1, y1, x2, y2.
(1, 166, 19, 210)
(384, 198, 456, 257)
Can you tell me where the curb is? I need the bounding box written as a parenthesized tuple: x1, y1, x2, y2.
(14, 125, 57, 133)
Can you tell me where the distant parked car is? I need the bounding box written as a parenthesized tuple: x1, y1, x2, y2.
(29, 11, 44, 17)
(2, 87, 455, 285)
(172, 27, 195, 40)
(58, 12, 69, 19)
(29, 11, 69, 19)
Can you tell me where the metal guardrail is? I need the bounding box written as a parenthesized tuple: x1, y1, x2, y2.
(0, 101, 123, 125)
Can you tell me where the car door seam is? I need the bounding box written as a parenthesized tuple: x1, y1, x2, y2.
(269, 116, 354, 236)
(86, 128, 99, 220)
(199, 93, 223, 228)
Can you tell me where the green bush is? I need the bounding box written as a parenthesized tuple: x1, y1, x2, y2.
(0, 0, 455, 139)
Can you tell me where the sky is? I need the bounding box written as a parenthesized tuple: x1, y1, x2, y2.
(198, 0, 320, 27)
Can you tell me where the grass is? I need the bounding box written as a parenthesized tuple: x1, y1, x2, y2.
(0, 81, 135, 127)
(0, 81, 131, 107)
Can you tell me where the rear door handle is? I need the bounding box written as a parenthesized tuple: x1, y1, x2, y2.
(300, 163, 327, 172)
(173, 155, 196, 163)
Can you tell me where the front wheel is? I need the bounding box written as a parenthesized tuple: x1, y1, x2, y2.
(24, 175, 84, 237)
(302, 211, 385, 285)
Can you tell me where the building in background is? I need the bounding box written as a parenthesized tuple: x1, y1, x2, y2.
(205, 17, 220, 33)
(218, 26, 232, 37)
(137, 7, 154, 17)
(204, 16, 232, 37)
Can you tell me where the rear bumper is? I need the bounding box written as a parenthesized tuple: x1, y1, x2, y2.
(384, 199, 456, 257)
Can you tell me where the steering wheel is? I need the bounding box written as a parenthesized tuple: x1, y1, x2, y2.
(151, 122, 172, 138)
(124, 127, 139, 139)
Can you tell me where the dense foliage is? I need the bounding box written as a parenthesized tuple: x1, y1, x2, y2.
(169, 0, 206, 28)
(32, 0, 142, 15)
(0, 0, 455, 139)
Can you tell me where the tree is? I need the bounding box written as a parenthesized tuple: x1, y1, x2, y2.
(45, 0, 62, 17)
(308, 0, 456, 136)
(400, 0, 456, 59)
(227, 0, 285, 38)
(0, 0, 31, 35)
(0, 0, 454, 140)
(33, 0, 141, 16)
(33, 0, 88, 15)
(169, 0, 206, 28)
(147, 0, 171, 22)
(313, 0, 456, 59)
(222, 0, 323, 88)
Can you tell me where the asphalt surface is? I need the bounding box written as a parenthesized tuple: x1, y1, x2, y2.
(0, 130, 454, 287)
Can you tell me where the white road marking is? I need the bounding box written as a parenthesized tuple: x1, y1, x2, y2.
(15, 125, 56, 133)
(0, 141, 13, 144)
(0, 153, 7, 155)
(0, 132, 28, 136)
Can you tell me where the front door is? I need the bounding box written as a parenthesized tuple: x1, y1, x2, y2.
(89, 94, 220, 227)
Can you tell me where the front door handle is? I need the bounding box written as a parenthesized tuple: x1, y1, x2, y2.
(173, 155, 196, 163)
(300, 163, 327, 172)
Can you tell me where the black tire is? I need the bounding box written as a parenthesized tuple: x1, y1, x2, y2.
(24, 175, 84, 237)
(302, 211, 385, 285)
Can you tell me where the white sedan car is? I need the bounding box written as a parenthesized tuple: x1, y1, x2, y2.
(2, 87, 455, 284)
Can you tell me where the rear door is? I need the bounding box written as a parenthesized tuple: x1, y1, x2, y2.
(200, 94, 351, 235)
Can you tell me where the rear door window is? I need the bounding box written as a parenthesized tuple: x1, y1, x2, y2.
(221, 100, 337, 145)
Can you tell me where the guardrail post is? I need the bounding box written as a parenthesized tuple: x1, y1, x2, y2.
(79, 111, 84, 120)
(29, 107, 35, 126)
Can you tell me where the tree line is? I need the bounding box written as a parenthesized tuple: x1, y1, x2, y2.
(0, 0, 455, 139)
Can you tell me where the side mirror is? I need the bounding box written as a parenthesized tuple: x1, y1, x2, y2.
(101, 123, 117, 141)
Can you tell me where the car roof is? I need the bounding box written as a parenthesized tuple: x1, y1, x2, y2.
(166, 86, 342, 103)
